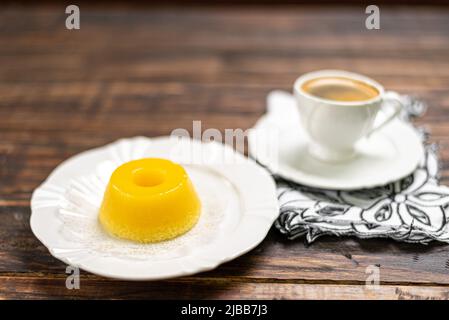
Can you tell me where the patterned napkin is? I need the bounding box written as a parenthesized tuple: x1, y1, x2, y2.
(270, 93, 449, 244)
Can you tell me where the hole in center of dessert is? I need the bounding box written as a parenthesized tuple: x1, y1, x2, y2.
(132, 168, 165, 187)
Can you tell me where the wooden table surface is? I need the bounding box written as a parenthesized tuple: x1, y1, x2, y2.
(1, 4, 449, 300)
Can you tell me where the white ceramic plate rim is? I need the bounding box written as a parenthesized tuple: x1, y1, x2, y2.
(30, 136, 279, 280)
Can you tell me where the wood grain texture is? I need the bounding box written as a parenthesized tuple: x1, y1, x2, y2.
(3, 276, 449, 300)
(0, 5, 449, 299)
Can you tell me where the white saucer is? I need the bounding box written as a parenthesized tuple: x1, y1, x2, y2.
(30, 136, 278, 280)
(249, 91, 425, 190)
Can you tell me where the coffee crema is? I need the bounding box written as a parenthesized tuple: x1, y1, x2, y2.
(301, 76, 380, 102)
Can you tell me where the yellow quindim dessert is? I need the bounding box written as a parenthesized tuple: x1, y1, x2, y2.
(99, 158, 201, 243)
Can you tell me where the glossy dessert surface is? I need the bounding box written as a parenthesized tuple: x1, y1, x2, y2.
(99, 158, 201, 243)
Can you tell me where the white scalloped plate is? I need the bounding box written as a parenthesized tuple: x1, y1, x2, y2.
(30, 136, 278, 280)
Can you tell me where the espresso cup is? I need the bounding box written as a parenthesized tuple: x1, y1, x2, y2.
(294, 70, 404, 162)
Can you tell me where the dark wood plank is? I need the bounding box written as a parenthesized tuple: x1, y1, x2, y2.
(1, 5, 449, 299)
(3, 275, 449, 300)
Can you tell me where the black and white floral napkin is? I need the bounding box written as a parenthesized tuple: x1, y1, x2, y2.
(272, 93, 449, 244)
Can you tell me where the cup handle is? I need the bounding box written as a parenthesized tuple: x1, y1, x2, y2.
(367, 91, 403, 136)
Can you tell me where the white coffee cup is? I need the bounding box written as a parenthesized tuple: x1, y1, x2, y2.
(294, 70, 404, 162)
